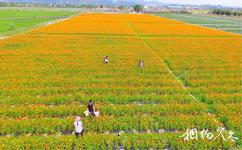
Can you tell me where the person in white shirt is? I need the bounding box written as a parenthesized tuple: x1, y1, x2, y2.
(84, 109, 90, 117)
(74, 116, 83, 137)
(104, 56, 108, 64)
(94, 109, 100, 117)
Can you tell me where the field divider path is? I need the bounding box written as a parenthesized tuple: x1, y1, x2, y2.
(142, 38, 222, 125)
(162, 61, 198, 101)
(143, 38, 198, 101)
(128, 22, 223, 126)
(128, 23, 199, 102)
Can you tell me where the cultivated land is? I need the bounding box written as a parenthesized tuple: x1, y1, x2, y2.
(0, 13, 241, 149)
(0, 8, 78, 36)
(153, 13, 242, 34)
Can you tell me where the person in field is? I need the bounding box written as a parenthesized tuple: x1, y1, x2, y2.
(138, 60, 144, 68)
(104, 56, 109, 64)
(87, 100, 95, 116)
(74, 116, 83, 137)
(94, 109, 100, 117)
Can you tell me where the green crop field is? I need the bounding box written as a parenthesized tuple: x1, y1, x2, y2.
(153, 13, 242, 34)
(0, 7, 79, 36)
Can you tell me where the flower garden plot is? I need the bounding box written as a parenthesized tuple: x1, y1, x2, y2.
(0, 34, 195, 107)
(131, 22, 239, 36)
(0, 114, 221, 135)
(145, 37, 241, 103)
(145, 36, 242, 146)
(29, 14, 183, 35)
(0, 13, 241, 148)
(0, 103, 208, 118)
(0, 133, 234, 150)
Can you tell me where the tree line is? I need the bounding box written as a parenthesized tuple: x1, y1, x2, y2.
(211, 9, 242, 16)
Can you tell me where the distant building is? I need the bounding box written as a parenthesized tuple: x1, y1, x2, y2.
(143, 5, 197, 13)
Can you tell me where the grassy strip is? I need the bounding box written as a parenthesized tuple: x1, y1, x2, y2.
(0, 8, 78, 36)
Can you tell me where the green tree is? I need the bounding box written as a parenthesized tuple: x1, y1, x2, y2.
(133, 4, 144, 13)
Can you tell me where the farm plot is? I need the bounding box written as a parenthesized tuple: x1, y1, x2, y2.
(0, 8, 78, 36)
(153, 13, 242, 34)
(0, 13, 241, 149)
(146, 36, 242, 145)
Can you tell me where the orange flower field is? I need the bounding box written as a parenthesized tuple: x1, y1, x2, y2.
(0, 13, 241, 149)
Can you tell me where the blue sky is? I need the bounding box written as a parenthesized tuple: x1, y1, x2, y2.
(145, 0, 242, 7)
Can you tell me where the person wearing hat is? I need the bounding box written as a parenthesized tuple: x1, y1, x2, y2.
(74, 116, 83, 137)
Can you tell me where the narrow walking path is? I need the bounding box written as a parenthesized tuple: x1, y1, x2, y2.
(127, 23, 223, 126)
(142, 38, 222, 125)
